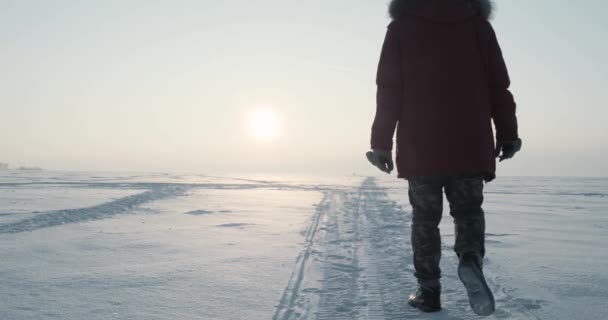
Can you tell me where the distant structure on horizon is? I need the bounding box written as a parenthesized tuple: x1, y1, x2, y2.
(17, 166, 43, 171)
(0, 162, 8, 169)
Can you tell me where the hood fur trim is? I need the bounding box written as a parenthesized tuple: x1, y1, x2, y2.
(389, 0, 494, 20)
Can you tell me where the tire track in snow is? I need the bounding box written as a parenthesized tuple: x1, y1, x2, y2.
(0, 185, 189, 234)
(273, 192, 330, 320)
(355, 178, 420, 319)
(274, 178, 418, 319)
(315, 191, 364, 320)
(274, 178, 543, 320)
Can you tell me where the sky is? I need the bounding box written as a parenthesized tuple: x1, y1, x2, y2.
(1, 0, 607, 177)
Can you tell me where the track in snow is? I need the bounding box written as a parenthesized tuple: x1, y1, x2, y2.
(0, 184, 189, 234)
(274, 178, 544, 320)
(0, 179, 349, 235)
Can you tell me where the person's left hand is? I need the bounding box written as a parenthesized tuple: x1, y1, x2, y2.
(366, 149, 394, 174)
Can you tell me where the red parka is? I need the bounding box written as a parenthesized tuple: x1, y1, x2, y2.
(370, 0, 518, 181)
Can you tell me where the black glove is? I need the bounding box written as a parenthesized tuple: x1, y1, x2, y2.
(366, 149, 394, 174)
(495, 138, 522, 162)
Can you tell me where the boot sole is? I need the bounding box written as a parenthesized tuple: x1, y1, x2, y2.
(458, 262, 495, 316)
(408, 299, 441, 313)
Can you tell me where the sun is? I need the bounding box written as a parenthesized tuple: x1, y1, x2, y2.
(250, 109, 281, 140)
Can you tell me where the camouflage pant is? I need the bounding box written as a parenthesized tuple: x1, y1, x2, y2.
(408, 174, 486, 284)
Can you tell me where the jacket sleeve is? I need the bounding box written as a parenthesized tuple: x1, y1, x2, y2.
(481, 21, 519, 142)
(371, 23, 403, 151)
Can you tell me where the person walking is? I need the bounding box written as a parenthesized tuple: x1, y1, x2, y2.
(366, 0, 522, 316)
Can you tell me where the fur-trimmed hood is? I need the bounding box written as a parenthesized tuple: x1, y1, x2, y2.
(389, 0, 494, 21)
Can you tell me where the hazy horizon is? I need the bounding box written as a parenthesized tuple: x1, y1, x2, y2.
(2, 0, 607, 177)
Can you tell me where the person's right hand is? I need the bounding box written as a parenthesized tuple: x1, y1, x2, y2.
(495, 138, 522, 162)
(366, 149, 394, 174)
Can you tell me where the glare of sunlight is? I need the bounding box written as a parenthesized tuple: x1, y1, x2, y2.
(250, 109, 281, 140)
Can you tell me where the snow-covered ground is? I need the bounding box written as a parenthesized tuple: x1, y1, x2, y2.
(0, 171, 607, 319)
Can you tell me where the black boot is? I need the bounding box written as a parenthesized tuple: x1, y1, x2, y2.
(408, 281, 441, 312)
(458, 252, 495, 316)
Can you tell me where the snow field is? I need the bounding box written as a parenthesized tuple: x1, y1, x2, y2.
(1, 171, 607, 319)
